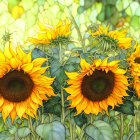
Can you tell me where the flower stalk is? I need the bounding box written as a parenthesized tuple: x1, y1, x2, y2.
(61, 86, 65, 124)
(28, 116, 36, 140)
(120, 113, 124, 140)
(59, 43, 65, 124)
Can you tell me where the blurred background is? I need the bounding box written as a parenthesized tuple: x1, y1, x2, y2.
(0, 0, 140, 49)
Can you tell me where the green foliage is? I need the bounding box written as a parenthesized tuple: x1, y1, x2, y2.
(85, 120, 114, 140)
(0, 130, 14, 140)
(1, 0, 140, 140)
(74, 113, 87, 127)
(114, 100, 134, 115)
(17, 127, 31, 138)
(36, 121, 65, 140)
(31, 48, 46, 59)
(43, 97, 62, 117)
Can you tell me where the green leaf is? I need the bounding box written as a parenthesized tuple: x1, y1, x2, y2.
(0, 131, 14, 140)
(8, 126, 17, 135)
(36, 121, 65, 140)
(49, 58, 67, 84)
(17, 127, 31, 138)
(114, 100, 134, 115)
(31, 48, 46, 59)
(64, 64, 75, 72)
(49, 59, 61, 75)
(43, 97, 62, 117)
(66, 57, 80, 64)
(74, 114, 87, 127)
(85, 120, 114, 140)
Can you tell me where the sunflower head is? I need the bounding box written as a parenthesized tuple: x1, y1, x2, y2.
(128, 44, 140, 68)
(28, 19, 71, 46)
(0, 44, 56, 122)
(128, 44, 140, 98)
(89, 25, 133, 51)
(65, 57, 129, 115)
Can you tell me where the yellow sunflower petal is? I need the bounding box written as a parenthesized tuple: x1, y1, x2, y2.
(80, 57, 91, 71)
(21, 63, 33, 72)
(0, 96, 4, 107)
(10, 108, 17, 123)
(4, 45, 12, 59)
(2, 101, 14, 122)
(92, 59, 102, 67)
(100, 57, 109, 67)
(0, 50, 6, 61)
(10, 58, 22, 69)
(16, 102, 27, 119)
(32, 58, 48, 67)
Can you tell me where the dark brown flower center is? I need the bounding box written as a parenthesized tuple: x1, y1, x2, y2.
(0, 70, 34, 102)
(81, 70, 115, 101)
(134, 57, 140, 64)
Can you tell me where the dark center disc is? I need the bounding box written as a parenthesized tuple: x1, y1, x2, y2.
(134, 57, 140, 64)
(0, 70, 34, 102)
(81, 70, 115, 101)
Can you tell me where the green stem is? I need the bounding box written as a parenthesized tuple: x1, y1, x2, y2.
(28, 116, 36, 140)
(79, 125, 86, 140)
(59, 43, 65, 124)
(61, 87, 65, 124)
(38, 110, 41, 122)
(69, 111, 73, 140)
(127, 131, 139, 140)
(41, 106, 44, 123)
(90, 114, 93, 124)
(72, 122, 76, 140)
(134, 113, 138, 140)
(133, 101, 140, 140)
(120, 113, 124, 140)
(68, 11, 86, 53)
(49, 113, 53, 123)
(59, 43, 62, 64)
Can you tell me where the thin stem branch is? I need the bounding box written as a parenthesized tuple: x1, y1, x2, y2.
(28, 116, 36, 140)
(67, 9, 86, 53)
(133, 115, 137, 140)
(61, 87, 65, 124)
(41, 106, 44, 123)
(127, 131, 139, 140)
(120, 113, 123, 140)
(90, 114, 93, 124)
(69, 111, 73, 140)
(49, 113, 53, 123)
(59, 43, 62, 64)
(72, 122, 76, 140)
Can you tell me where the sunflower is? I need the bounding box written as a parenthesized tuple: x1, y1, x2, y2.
(89, 25, 133, 50)
(28, 19, 71, 45)
(0, 44, 56, 122)
(65, 58, 129, 115)
(127, 44, 140, 98)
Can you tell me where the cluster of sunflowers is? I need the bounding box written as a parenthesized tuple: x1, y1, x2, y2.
(0, 19, 139, 129)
